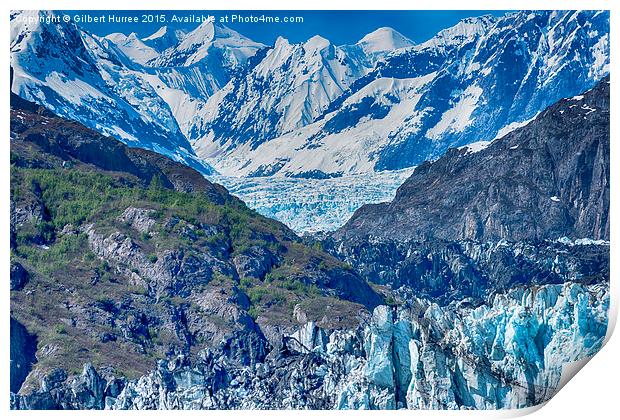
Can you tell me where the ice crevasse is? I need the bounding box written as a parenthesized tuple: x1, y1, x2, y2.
(301, 282, 611, 409)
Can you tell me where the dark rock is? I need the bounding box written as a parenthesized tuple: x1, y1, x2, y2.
(337, 78, 610, 242)
(10, 262, 29, 290)
(218, 329, 271, 367)
(99, 333, 117, 343)
(15, 391, 60, 410)
(232, 246, 278, 280)
(10, 318, 37, 393)
(323, 237, 609, 304)
(41, 368, 68, 392)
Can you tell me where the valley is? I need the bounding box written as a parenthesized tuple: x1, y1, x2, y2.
(9, 9, 611, 411)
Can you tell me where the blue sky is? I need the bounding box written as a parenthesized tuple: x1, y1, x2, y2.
(71, 10, 510, 45)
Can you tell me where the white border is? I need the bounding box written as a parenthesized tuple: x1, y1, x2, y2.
(2, 1, 617, 419)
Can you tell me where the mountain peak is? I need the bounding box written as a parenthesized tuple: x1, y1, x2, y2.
(104, 32, 127, 43)
(154, 21, 264, 67)
(304, 35, 331, 52)
(274, 36, 290, 47)
(419, 14, 496, 49)
(143, 25, 170, 41)
(190, 20, 217, 41)
(186, 20, 241, 43)
(357, 27, 414, 53)
(104, 31, 159, 65)
(141, 25, 186, 53)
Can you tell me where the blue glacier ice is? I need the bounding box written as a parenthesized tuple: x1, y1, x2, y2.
(212, 169, 414, 233)
(333, 282, 609, 409)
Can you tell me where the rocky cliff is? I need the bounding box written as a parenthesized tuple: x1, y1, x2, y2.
(322, 237, 609, 305)
(11, 281, 608, 409)
(9, 94, 381, 397)
(337, 77, 610, 243)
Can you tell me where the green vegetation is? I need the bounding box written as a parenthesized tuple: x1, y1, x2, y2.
(16, 232, 91, 276)
(54, 324, 67, 335)
(11, 166, 288, 257)
(10, 161, 368, 386)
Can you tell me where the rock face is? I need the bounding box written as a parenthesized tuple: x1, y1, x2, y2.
(83, 224, 237, 299)
(117, 208, 157, 234)
(10, 318, 37, 393)
(11, 282, 608, 410)
(232, 246, 279, 280)
(9, 93, 383, 402)
(10, 262, 30, 290)
(338, 77, 610, 243)
(322, 237, 610, 305)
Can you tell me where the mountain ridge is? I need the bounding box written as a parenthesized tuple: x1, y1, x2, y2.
(336, 77, 610, 242)
(191, 10, 608, 178)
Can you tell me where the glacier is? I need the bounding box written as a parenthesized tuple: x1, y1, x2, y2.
(335, 282, 608, 409)
(11, 281, 608, 410)
(212, 169, 414, 233)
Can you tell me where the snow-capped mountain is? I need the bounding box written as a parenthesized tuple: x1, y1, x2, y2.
(358, 27, 415, 53)
(190, 34, 373, 161)
(9, 12, 267, 176)
(10, 10, 216, 174)
(141, 26, 186, 53)
(192, 10, 609, 178)
(151, 21, 265, 69)
(145, 22, 266, 142)
(104, 32, 160, 65)
(341, 27, 415, 68)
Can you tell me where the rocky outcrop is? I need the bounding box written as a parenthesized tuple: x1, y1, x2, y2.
(117, 208, 157, 235)
(323, 237, 609, 304)
(11, 281, 608, 409)
(232, 246, 278, 280)
(10, 262, 30, 291)
(337, 78, 610, 242)
(84, 224, 237, 299)
(10, 318, 37, 393)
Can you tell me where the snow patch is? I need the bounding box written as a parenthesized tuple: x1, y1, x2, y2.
(494, 115, 538, 139)
(427, 85, 483, 139)
(556, 237, 609, 246)
(458, 140, 490, 155)
(356, 27, 415, 54)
